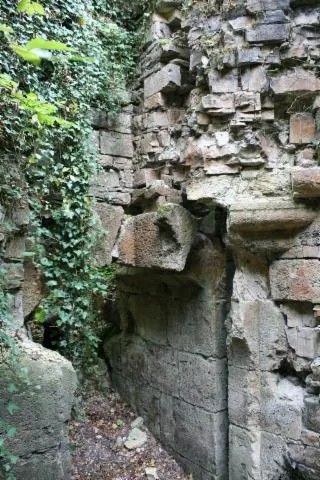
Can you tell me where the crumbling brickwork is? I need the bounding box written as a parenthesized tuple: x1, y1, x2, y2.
(94, 0, 320, 478)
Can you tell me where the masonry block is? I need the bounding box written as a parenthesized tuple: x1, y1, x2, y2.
(292, 167, 320, 199)
(144, 64, 181, 99)
(270, 259, 320, 302)
(290, 113, 316, 144)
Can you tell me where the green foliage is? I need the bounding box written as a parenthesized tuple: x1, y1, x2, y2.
(0, 0, 155, 359)
(17, 0, 45, 16)
(0, 268, 26, 479)
(0, 1, 154, 477)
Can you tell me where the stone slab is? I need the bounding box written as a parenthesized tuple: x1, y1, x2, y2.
(270, 259, 320, 302)
(144, 64, 181, 99)
(100, 131, 133, 158)
(93, 203, 124, 266)
(292, 167, 320, 198)
(117, 204, 196, 272)
(290, 114, 316, 144)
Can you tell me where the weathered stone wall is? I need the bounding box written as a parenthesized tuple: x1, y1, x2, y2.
(105, 234, 230, 479)
(96, 0, 320, 478)
(0, 195, 76, 479)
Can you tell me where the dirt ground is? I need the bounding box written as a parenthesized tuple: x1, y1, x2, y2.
(70, 389, 190, 480)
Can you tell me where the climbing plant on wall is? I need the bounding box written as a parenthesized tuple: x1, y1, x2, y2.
(0, 0, 155, 477)
(0, 0, 154, 365)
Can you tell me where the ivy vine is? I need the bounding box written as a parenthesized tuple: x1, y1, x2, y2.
(0, 0, 155, 477)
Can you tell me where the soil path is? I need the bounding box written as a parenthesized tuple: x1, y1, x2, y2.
(70, 390, 190, 480)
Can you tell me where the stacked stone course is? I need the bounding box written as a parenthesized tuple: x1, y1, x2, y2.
(0, 191, 76, 479)
(94, 0, 320, 479)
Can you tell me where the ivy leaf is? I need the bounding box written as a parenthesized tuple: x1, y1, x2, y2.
(29, 48, 53, 60)
(26, 38, 75, 52)
(8, 455, 19, 465)
(6, 400, 19, 416)
(17, 0, 45, 16)
(68, 55, 94, 63)
(35, 309, 46, 324)
(0, 74, 18, 90)
(10, 44, 41, 64)
(7, 383, 18, 394)
(0, 23, 13, 35)
(6, 427, 17, 439)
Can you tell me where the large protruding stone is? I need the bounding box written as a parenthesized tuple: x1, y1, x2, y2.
(228, 200, 316, 233)
(292, 168, 320, 199)
(93, 203, 124, 266)
(0, 341, 76, 480)
(116, 204, 196, 271)
(144, 64, 181, 99)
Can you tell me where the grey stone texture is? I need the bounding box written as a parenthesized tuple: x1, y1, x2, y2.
(92, 202, 124, 266)
(105, 238, 229, 480)
(99, 1, 320, 478)
(2, 0, 311, 479)
(0, 341, 76, 480)
(1, 187, 76, 480)
(144, 64, 181, 99)
(117, 204, 196, 271)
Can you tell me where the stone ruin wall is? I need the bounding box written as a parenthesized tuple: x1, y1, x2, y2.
(1, 0, 320, 478)
(90, 0, 320, 478)
(0, 196, 76, 478)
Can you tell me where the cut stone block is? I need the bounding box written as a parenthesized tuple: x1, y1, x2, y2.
(0, 341, 76, 480)
(228, 300, 287, 371)
(167, 298, 227, 358)
(92, 111, 132, 134)
(142, 110, 184, 129)
(178, 353, 227, 412)
(261, 9, 289, 24)
(144, 92, 166, 111)
(6, 263, 24, 290)
(238, 47, 264, 66)
(270, 259, 320, 302)
(246, 24, 288, 44)
(270, 68, 320, 95)
(107, 192, 131, 206)
(295, 327, 320, 359)
(229, 425, 260, 480)
(22, 261, 43, 318)
(228, 366, 261, 427)
(292, 168, 320, 198)
(290, 113, 316, 144)
(228, 201, 316, 233)
(241, 66, 268, 92)
(146, 21, 171, 45)
(208, 70, 239, 93)
(303, 396, 320, 433)
(90, 171, 120, 200)
(93, 203, 124, 266)
(202, 93, 235, 116)
(172, 399, 228, 474)
(235, 92, 261, 112)
(144, 64, 181, 99)
(134, 169, 160, 188)
(100, 131, 133, 158)
(117, 204, 196, 271)
(246, 0, 290, 12)
(205, 162, 240, 175)
(260, 374, 304, 440)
